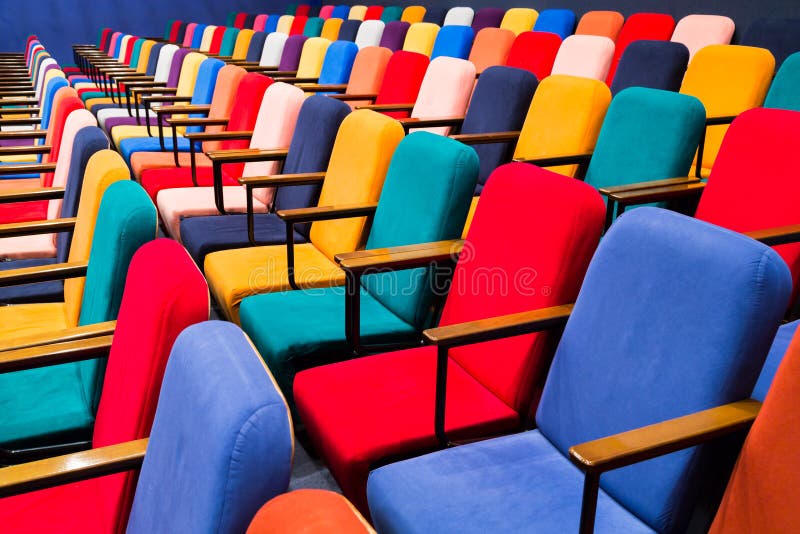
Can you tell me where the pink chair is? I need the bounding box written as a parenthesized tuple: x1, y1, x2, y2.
(405, 57, 477, 136)
(253, 15, 269, 33)
(671, 14, 735, 60)
(551, 35, 615, 81)
(319, 5, 335, 19)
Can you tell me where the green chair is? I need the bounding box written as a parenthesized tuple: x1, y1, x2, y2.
(764, 51, 800, 111)
(381, 6, 404, 22)
(304, 17, 326, 37)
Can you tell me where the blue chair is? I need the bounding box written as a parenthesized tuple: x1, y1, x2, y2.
(430, 25, 475, 60)
(318, 40, 358, 84)
(331, 4, 351, 20)
(264, 15, 281, 35)
(191, 24, 207, 49)
(741, 18, 800, 68)
(368, 207, 791, 533)
(609, 40, 690, 95)
(533, 9, 576, 39)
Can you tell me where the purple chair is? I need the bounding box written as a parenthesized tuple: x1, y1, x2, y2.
(380, 21, 410, 51)
(472, 8, 506, 34)
(279, 35, 308, 71)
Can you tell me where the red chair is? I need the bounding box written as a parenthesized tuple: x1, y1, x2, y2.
(290, 16, 309, 36)
(294, 163, 606, 512)
(209, 26, 227, 54)
(606, 13, 675, 83)
(167, 20, 182, 43)
(295, 4, 311, 17)
(364, 5, 384, 20)
(234, 13, 248, 29)
(505, 31, 562, 80)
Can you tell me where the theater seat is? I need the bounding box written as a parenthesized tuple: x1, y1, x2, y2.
(606, 13, 676, 84)
(295, 163, 605, 512)
(401, 5, 425, 25)
(500, 8, 539, 36)
(609, 40, 689, 95)
(505, 31, 561, 80)
(471, 7, 505, 33)
(764, 52, 800, 111)
(533, 8, 576, 39)
(403, 22, 440, 56)
(380, 6, 403, 23)
(379, 21, 410, 51)
(354, 20, 384, 48)
(671, 14, 735, 59)
(443, 6, 474, 27)
(551, 35, 615, 81)
(430, 25, 474, 60)
(741, 18, 800, 68)
(248, 490, 373, 534)
(468, 28, 515, 74)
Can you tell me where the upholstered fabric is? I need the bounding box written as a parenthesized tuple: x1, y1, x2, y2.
(338, 20, 362, 42)
(501, 8, 539, 36)
(409, 57, 475, 135)
(279, 35, 307, 70)
(296, 164, 605, 511)
(471, 7, 505, 33)
(403, 22, 439, 56)
(379, 21, 410, 51)
(321, 17, 343, 40)
(261, 32, 289, 66)
(430, 25, 474, 60)
(331, 5, 350, 20)
(318, 40, 358, 84)
(401, 6, 426, 25)
(680, 45, 775, 176)
(296, 37, 331, 78)
(505, 31, 561, 79)
(342, 46, 392, 105)
(303, 17, 325, 37)
(369, 207, 790, 534)
(607, 13, 676, 83)
(533, 9, 576, 39)
(277, 15, 294, 35)
(741, 18, 800, 68)
(764, 52, 800, 111)
(442, 6, 474, 27)
(609, 40, 689, 95)
(319, 6, 334, 19)
(671, 15, 735, 60)
(752, 320, 798, 402)
(551, 35, 615, 81)
(354, 20, 384, 48)
(248, 490, 373, 534)
(372, 50, 429, 118)
(468, 27, 514, 73)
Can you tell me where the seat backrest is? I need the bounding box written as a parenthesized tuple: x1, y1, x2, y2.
(380, 21, 410, 51)
(536, 207, 790, 533)
(199, 64, 246, 152)
(402, 5, 426, 24)
(679, 45, 775, 174)
(609, 40, 689, 95)
(277, 15, 294, 34)
(431, 25, 474, 59)
(261, 32, 289, 66)
(710, 322, 800, 532)
(443, 6, 474, 27)
(209, 26, 230, 54)
(254, 14, 268, 32)
(296, 37, 331, 78)
(349, 5, 367, 20)
(243, 83, 306, 206)
(551, 35, 615, 81)
(43, 89, 84, 187)
(461, 66, 538, 192)
(136, 40, 156, 73)
(361, 132, 478, 328)
(533, 8, 576, 39)
(373, 50, 429, 117)
(338, 20, 362, 42)
(671, 14, 735, 60)
(695, 108, 800, 301)
(506, 31, 561, 80)
(355, 19, 385, 48)
(309, 110, 404, 262)
(403, 22, 440, 56)
(290, 15, 308, 36)
(473, 7, 506, 33)
(127, 321, 293, 534)
(246, 32, 268, 63)
(296, 4, 311, 17)
(584, 88, 705, 193)
(264, 14, 281, 34)
(182, 23, 197, 47)
(501, 8, 539, 36)
(199, 25, 216, 52)
(174, 52, 205, 99)
(188, 57, 224, 112)
(331, 5, 350, 19)
(91, 239, 209, 533)
(741, 18, 800, 68)
(233, 13, 247, 29)
(381, 6, 403, 23)
(321, 17, 343, 40)
(410, 57, 476, 135)
(39, 75, 69, 130)
(318, 40, 358, 84)
(47, 110, 98, 220)
(280, 35, 308, 70)
(145, 43, 164, 76)
(514, 75, 611, 177)
(469, 27, 515, 73)
(165, 48, 191, 88)
(274, 96, 351, 237)
(304, 17, 325, 37)
(445, 164, 605, 413)
(764, 51, 800, 111)
(607, 13, 676, 83)
(219, 27, 241, 56)
(153, 44, 178, 83)
(364, 5, 383, 21)
(319, 5, 334, 19)
(190, 24, 207, 49)
(346, 45, 392, 97)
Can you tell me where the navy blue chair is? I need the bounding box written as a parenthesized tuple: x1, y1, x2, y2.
(338, 19, 362, 42)
(431, 25, 475, 60)
(423, 6, 446, 25)
(368, 207, 790, 533)
(533, 9, 576, 39)
(609, 40, 690, 95)
(180, 95, 351, 265)
(246, 32, 269, 63)
(741, 18, 800, 68)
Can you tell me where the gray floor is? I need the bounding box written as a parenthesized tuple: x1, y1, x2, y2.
(290, 441, 341, 492)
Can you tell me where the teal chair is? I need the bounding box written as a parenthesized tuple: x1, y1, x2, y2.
(218, 28, 240, 57)
(381, 6, 404, 22)
(238, 131, 479, 407)
(0, 178, 157, 461)
(304, 17, 326, 37)
(764, 51, 800, 111)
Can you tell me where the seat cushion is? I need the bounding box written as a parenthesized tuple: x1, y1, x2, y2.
(119, 136, 191, 165)
(110, 125, 176, 149)
(247, 490, 372, 534)
(205, 242, 344, 322)
(240, 287, 418, 401)
(0, 232, 56, 260)
(0, 257, 62, 304)
(139, 164, 234, 203)
(367, 430, 653, 534)
(131, 151, 210, 181)
(0, 302, 68, 339)
(180, 213, 307, 266)
(295, 345, 519, 511)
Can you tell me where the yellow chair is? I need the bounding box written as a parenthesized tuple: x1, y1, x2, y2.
(231, 29, 255, 60)
(401, 5, 427, 24)
(199, 25, 217, 52)
(321, 18, 343, 40)
(277, 15, 295, 35)
(501, 8, 539, 36)
(349, 5, 368, 20)
(204, 109, 404, 322)
(403, 23, 440, 57)
(295, 38, 333, 80)
(679, 44, 775, 177)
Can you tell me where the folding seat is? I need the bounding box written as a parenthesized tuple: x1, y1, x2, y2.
(331, 5, 350, 20)
(422, 7, 446, 25)
(551, 35, 615, 81)
(203, 109, 404, 322)
(289, 16, 308, 36)
(505, 31, 561, 80)
(244, 14, 257, 30)
(321, 17, 343, 40)
(273, 35, 309, 71)
(304, 40, 358, 86)
(609, 40, 689, 95)
(234, 12, 248, 29)
(258, 33, 290, 68)
(0, 319, 292, 534)
(380, 21, 410, 51)
(264, 14, 281, 34)
(182, 23, 197, 46)
(226, 12, 237, 27)
(336, 19, 363, 42)
(253, 14, 269, 32)
(364, 5, 383, 21)
(277, 15, 294, 35)
(286, 3, 298, 15)
(679, 45, 774, 177)
(533, 8, 575, 39)
(741, 18, 800, 68)
(354, 20, 385, 48)
(349, 5, 367, 21)
(319, 5, 335, 19)
(135, 72, 271, 201)
(231, 29, 256, 60)
(764, 52, 800, 111)
(468, 28, 515, 74)
(366, 206, 789, 533)
(443, 6, 474, 27)
(303, 45, 390, 106)
(248, 490, 372, 533)
(200, 26, 220, 53)
(180, 95, 350, 265)
(606, 13, 676, 84)
(190, 24, 207, 49)
(380, 6, 403, 23)
(671, 15, 735, 60)
(401, 5, 425, 24)
(304, 16, 326, 37)
(153, 83, 306, 239)
(403, 22, 440, 56)
(430, 25, 474, 60)
(501, 8, 539, 36)
(216, 28, 241, 57)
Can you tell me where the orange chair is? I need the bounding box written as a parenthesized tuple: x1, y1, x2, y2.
(575, 10, 625, 41)
(468, 28, 515, 74)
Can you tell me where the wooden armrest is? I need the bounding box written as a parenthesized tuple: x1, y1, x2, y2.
(0, 162, 56, 175)
(152, 104, 211, 114)
(275, 76, 321, 84)
(398, 116, 464, 130)
(131, 87, 177, 96)
(423, 304, 574, 348)
(115, 75, 155, 84)
(0, 129, 46, 140)
(206, 148, 289, 164)
(450, 131, 521, 145)
(0, 186, 64, 203)
(165, 117, 228, 127)
(599, 177, 699, 196)
(327, 93, 377, 101)
(337, 240, 463, 274)
(0, 106, 41, 115)
(606, 182, 706, 205)
(356, 103, 415, 112)
(184, 130, 253, 142)
(746, 224, 800, 247)
(0, 335, 113, 374)
(0, 438, 147, 498)
(0, 320, 116, 353)
(297, 83, 348, 92)
(569, 399, 761, 474)
(238, 172, 326, 187)
(243, 65, 281, 72)
(706, 115, 737, 126)
(0, 144, 50, 156)
(514, 151, 594, 167)
(140, 95, 192, 103)
(0, 217, 75, 237)
(277, 202, 378, 223)
(0, 259, 87, 286)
